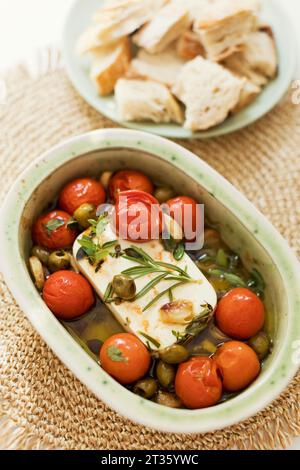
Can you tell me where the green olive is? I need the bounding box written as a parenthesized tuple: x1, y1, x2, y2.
(112, 274, 136, 300)
(73, 203, 97, 229)
(159, 344, 189, 364)
(248, 331, 270, 360)
(154, 391, 182, 408)
(48, 250, 70, 272)
(133, 378, 158, 399)
(154, 187, 176, 204)
(156, 361, 175, 389)
(31, 245, 50, 265)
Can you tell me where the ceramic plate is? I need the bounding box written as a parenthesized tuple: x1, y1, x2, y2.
(63, 0, 296, 139)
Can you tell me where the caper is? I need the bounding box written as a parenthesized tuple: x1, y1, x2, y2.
(248, 331, 270, 360)
(112, 274, 136, 300)
(156, 361, 175, 389)
(154, 391, 182, 408)
(133, 378, 158, 399)
(31, 245, 50, 265)
(159, 344, 189, 364)
(154, 186, 176, 204)
(73, 203, 97, 229)
(48, 250, 70, 272)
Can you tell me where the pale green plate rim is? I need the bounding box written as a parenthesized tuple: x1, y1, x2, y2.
(0, 129, 299, 434)
(62, 0, 296, 139)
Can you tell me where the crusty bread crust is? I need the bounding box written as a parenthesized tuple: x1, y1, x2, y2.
(133, 2, 191, 54)
(90, 38, 131, 96)
(176, 31, 205, 60)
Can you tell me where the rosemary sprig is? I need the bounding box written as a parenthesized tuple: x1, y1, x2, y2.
(173, 303, 214, 345)
(139, 332, 161, 349)
(135, 273, 169, 300)
(142, 281, 190, 312)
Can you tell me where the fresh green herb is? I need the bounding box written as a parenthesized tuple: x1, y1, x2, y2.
(135, 273, 169, 300)
(142, 281, 190, 312)
(185, 304, 213, 336)
(250, 268, 266, 290)
(163, 237, 178, 253)
(173, 241, 185, 261)
(168, 288, 174, 302)
(216, 249, 228, 268)
(103, 282, 113, 302)
(66, 217, 79, 229)
(176, 304, 213, 345)
(139, 332, 161, 349)
(208, 268, 246, 287)
(172, 330, 185, 342)
(96, 212, 109, 237)
(107, 345, 127, 362)
(102, 240, 118, 250)
(44, 218, 65, 232)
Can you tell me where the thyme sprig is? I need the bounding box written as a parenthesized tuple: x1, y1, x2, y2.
(172, 303, 213, 345)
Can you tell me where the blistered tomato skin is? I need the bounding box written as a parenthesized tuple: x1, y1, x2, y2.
(216, 288, 265, 340)
(175, 357, 222, 409)
(42, 271, 94, 320)
(32, 210, 77, 250)
(115, 190, 162, 242)
(109, 170, 154, 201)
(100, 333, 151, 385)
(59, 178, 106, 214)
(166, 196, 199, 237)
(215, 341, 260, 392)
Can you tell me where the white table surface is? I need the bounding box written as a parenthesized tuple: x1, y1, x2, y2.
(0, 0, 299, 450)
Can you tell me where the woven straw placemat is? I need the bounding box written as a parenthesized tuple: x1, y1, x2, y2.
(0, 61, 300, 450)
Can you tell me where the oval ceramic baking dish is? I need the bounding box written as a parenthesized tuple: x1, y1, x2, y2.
(0, 129, 299, 433)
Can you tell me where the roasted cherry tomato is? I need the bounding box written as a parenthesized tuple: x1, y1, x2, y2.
(59, 178, 106, 214)
(42, 270, 94, 320)
(216, 288, 265, 340)
(109, 170, 153, 201)
(215, 341, 260, 392)
(100, 333, 151, 384)
(166, 196, 199, 240)
(32, 210, 77, 250)
(115, 190, 162, 242)
(175, 357, 222, 409)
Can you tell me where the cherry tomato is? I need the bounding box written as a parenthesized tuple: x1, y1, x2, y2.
(100, 333, 151, 384)
(215, 341, 260, 392)
(175, 357, 222, 409)
(109, 170, 153, 201)
(42, 270, 94, 320)
(166, 196, 199, 239)
(32, 210, 77, 250)
(216, 288, 265, 340)
(115, 190, 162, 242)
(59, 178, 106, 214)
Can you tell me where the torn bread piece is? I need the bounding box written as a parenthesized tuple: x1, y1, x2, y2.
(133, 2, 191, 54)
(77, 0, 168, 54)
(193, 0, 259, 61)
(176, 31, 205, 60)
(232, 78, 261, 113)
(90, 38, 131, 96)
(115, 79, 184, 124)
(173, 56, 243, 130)
(127, 48, 186, 87)
(223, 30, 277, 87)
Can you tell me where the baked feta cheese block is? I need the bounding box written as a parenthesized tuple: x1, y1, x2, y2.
(73, 222, 217, 351)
